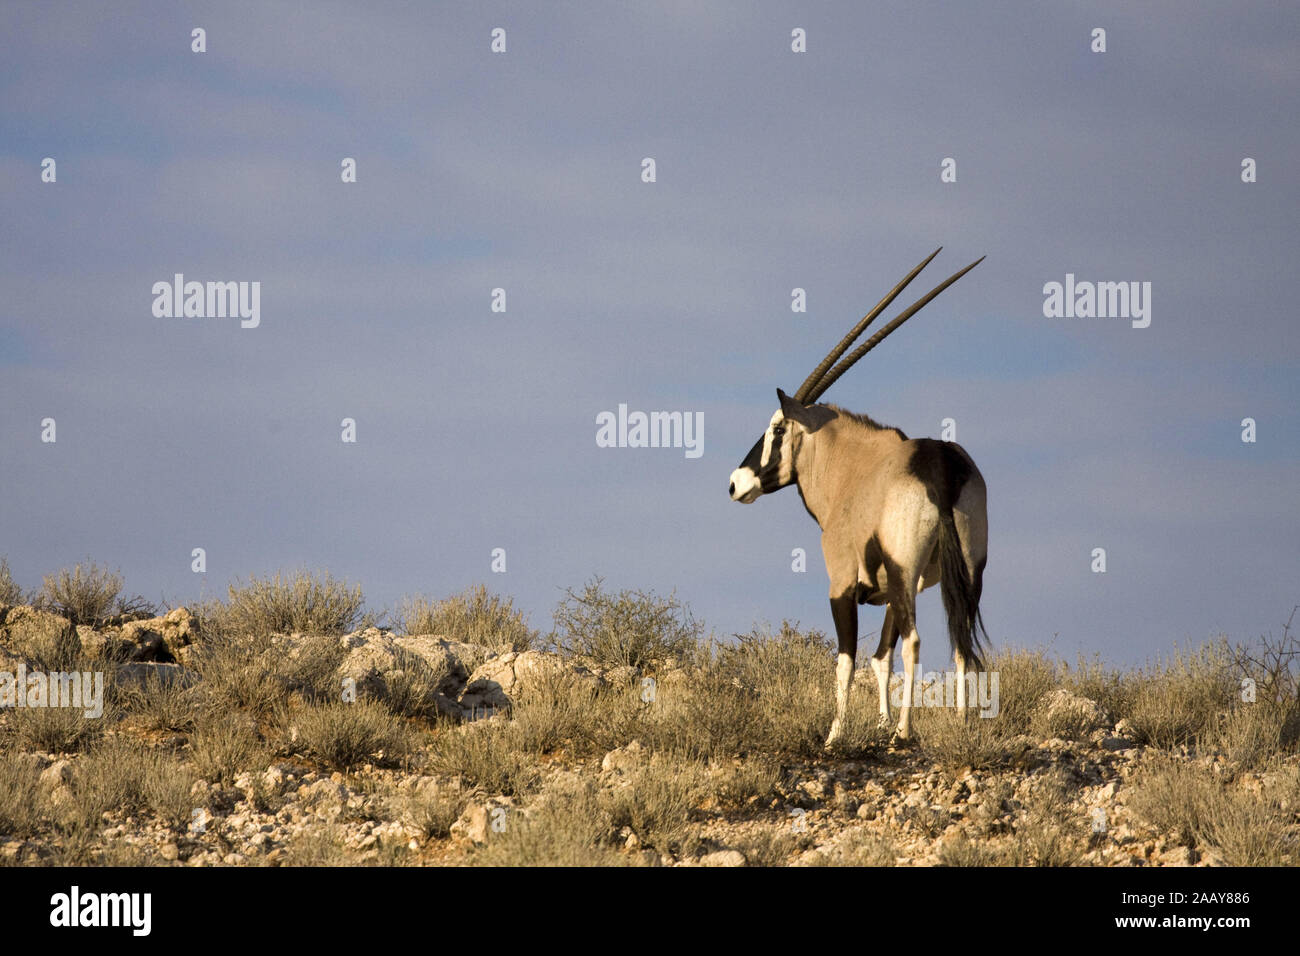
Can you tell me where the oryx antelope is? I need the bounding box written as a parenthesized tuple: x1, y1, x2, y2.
(728, 249, 989, 747)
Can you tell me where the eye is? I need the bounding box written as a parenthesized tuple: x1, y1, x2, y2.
(772, 425, 786, 436)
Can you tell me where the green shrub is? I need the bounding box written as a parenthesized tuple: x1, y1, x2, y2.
(984, 647, 1057, 736)
(10, 697, 109, 754)
(1128, 645, 1237, 749)
(1130, 755, 1299, 864)
(0, 558, 29, 605)
(918, 706, 1028, 773)
(470, 780, 633, 867)
(71, 735, 196, 829)
(189, 715, 267, 784)
(395, 585, 535, 652)
(1002, 772, 1086, 866)
(0, 751, 44, 838)
(1060, 654, 1136, 724)
(552, 577, 701, 669)
(221, 569, 364, 638)
(192, 635, 284, 715)
(428, 721, 541, 796)
(600, 757, 706, 853)
(38, 562, 124, 626)
(122, 670, 199, 733)
(291, 700, 413, 771)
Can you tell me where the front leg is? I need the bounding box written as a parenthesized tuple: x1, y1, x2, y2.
(824, 585, 858, 749)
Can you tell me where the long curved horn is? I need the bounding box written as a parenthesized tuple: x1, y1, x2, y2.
(791, 248, 941, 404)
(805, 255, 985, 403)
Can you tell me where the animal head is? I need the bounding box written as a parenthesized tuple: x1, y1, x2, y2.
(728, 248, 983, 503)
(729, 390, 835, 502)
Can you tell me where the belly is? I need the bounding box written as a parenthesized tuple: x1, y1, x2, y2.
(857, 558, 940, 604)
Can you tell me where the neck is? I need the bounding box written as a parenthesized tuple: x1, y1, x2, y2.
(792, 414, 904, 528)
(792, 432, 831, 529)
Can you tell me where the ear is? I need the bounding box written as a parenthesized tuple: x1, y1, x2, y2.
(777, 388, 834, 432)
(777, 388, 812, 426)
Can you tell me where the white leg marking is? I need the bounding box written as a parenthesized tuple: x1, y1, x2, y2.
(897, 628, 920, 739)
(871, 651, 892, 728)
(826, 651, 854, 747)
(955, 649, 968, 714)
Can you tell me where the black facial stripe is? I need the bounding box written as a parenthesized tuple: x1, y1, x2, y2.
(739, 437, 765, 473)
(735, 425, 796, 494)
(738, 429, 784, 476)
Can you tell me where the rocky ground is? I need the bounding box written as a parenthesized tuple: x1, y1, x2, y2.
(1, 602, 1296, 866)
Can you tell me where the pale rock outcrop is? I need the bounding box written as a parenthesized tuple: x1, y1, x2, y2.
(458, 650, 602, 715)
(117, 607, 199, 661)
(0, 606, 78, 663)
(1036, 688, 1110, 735)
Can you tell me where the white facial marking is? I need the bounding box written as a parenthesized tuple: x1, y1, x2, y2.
(729, 465, 761, 502)
(729, 408, 788, 503)
(761, 409, 783, 466)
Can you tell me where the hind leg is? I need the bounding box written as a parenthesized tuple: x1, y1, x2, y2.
(896, 626, 920, 739)
(870, 606, 898, 730)
(893, 591, 920, 741)
(954, 646, 968, 720)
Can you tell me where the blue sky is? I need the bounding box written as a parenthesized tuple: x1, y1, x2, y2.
(2, 2, 1297, 669)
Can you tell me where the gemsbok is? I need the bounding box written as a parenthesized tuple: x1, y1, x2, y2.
(728, 249, 989, 747)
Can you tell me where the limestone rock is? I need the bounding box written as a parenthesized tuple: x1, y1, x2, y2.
(0, 606, 78, 663)
(700, 849, 746, 867)
(601, 740, 646, 774)
(0, 643, 27, 674)
(117, 607, 198, 662)
(1036, 689, 1110, 736)
(39, 759, 74, 790)
(459, 650, 602, 714)
(451, 798, 514, 844)
(1158, 845, 1195, 867)
(333, 627, 470, 716)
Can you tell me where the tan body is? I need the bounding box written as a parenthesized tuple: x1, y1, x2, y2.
(802, 417, 985, 606)
(728, 249, 990, 747)
(801, 411, 987, 740)
(732, 400, 988, 743)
